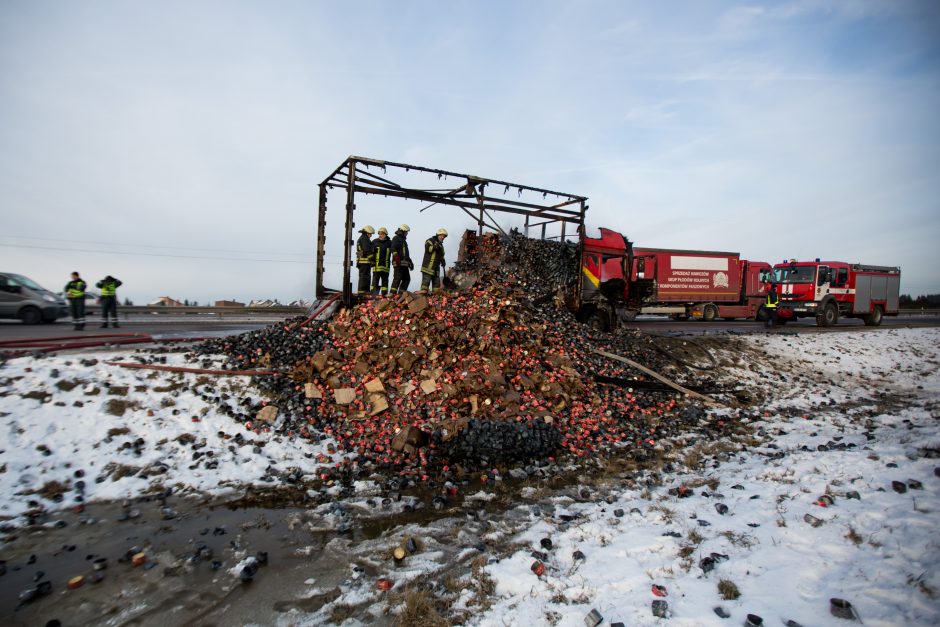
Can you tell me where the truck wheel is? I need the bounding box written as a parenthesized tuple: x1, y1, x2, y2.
(20, 306, 42, 325)
(702, 304, 718, 322)
(756, 306, 768, 322)
(816, 303, 838, 327)
(586, 309, 610, 332)
(864, 305, 883, 327)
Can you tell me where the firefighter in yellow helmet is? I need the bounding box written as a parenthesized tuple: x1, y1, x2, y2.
(371, 227, 392, 295)
(390, 224, 413, 293)
(420, 228, 448, 292)
(356, 225, 376, 294)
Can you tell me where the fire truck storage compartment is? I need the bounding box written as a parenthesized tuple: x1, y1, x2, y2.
(853, 269, 900, 314)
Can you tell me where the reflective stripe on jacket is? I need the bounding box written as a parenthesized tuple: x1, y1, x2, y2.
(65, 280, 86, 299)
(421, 236, 445, 275)
(766, 291, 779, 309)
(373, 238, 392, 272)
(356, 234, 375, 266)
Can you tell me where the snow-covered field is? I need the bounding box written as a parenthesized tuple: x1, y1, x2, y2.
(469, 328, 940, 627)
(1, 328, 938, 626)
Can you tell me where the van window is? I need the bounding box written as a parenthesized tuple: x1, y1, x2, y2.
(8, 274, 42, 290)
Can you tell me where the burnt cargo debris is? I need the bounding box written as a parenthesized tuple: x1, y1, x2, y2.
(194, 229, 723, 474)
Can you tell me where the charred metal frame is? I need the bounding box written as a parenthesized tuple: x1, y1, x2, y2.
(317, 156, 588, 304)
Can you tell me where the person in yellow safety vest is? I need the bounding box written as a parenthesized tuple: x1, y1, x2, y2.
(390, 224, 413, 293)
(356, 225, 376, 294)
(765, 282, 779, 328)
(96, 275, 123, 328)
(371, 227, 392, 295)
(420, 228, 448, 292)
(64, 271, 87, 330)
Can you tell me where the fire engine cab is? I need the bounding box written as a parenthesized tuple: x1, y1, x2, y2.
(771, 259, 900, 327)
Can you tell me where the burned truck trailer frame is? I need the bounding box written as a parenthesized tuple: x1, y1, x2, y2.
(316, 156, 588, 305)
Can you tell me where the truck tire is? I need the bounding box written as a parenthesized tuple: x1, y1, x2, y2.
(702, 304, 718, 322)
(586, 309, 610, 332)
(19, 306, 42, 325)
(816, 303, 838, 327)
(864, 305, 883, 327)
(756, 306, 768, 322)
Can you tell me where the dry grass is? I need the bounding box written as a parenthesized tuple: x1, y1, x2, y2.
(719, 531, 756, 549)
(648, 504, 677, 523)
(718, 579, 741, 600)
(688, 529, 704, 545)
(329, 603, 356, 624)
(392, 588, 449, 627)
(845, 526, 863, 546)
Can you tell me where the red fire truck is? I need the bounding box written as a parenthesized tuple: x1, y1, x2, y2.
(576, 229, 771, 329)
(771, 259, 901, 326)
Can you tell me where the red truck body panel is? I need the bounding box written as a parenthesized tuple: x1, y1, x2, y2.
(631, 248, 743, 303)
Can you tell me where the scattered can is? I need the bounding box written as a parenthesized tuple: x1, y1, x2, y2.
(584, 608, 603, 627)
(652, 599, 668, 618)
(830, 598, 857, 620)
(530, 560, 545, 577)
(67, 575, 84, 590)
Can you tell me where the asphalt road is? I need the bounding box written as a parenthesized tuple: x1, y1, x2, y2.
(1, 313, 937, 345)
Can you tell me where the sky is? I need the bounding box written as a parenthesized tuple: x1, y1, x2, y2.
(1, 0, 938, 304)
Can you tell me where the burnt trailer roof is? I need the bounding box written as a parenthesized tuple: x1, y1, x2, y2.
(316, 156, 589, 304)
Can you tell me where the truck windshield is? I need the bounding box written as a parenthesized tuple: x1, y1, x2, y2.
(773, 266, 815, 284)
(8, 274, 44, 290)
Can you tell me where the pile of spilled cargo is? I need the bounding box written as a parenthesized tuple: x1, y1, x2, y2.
(194, 230, 728, 479)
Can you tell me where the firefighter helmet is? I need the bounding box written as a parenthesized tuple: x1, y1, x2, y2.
(377, 226, 388, 235)
(436, 228, 448, 237)
(398, 224, 410, 233)
(361, 225, 375, 234)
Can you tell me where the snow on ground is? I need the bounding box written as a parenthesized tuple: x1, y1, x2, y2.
(1, 329, 939, 626)
(0, 350, 342, 520)
(471, 328, 940, 627)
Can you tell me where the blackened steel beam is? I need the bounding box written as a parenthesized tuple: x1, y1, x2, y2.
(316, 183, 328, 298)
(343, 159, 356, 306)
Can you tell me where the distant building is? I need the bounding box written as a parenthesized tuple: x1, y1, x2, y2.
(215, 300, 245, 307)
(149, 296, 184, 307)
(248, 299, 282, 307)
(288, 299, 313, 308)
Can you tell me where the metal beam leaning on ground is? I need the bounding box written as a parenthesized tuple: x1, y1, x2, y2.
(594, 349, 725, 408)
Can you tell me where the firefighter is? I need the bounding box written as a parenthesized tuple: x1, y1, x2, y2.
(64, 271, 87, 330)
(420, 228, 448, 292)
(765, 282, 779, 328)
(356, 225, 376, 294)
(371, 227, 392, 295)
(96, 275, 123, 328)
(390, 224, 413, 293)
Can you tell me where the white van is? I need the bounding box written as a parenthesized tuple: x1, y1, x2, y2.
(0, 273, 69, 324)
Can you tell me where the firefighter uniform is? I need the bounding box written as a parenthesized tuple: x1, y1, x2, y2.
(420, 228, 448, 292)
(765, 284, 779, 328)
(356, 226, 376, 294)
(96, 275, 123, 327)
(371, 227, 392, 295)
(390, 224, 413, 293)
(65, 273, 87, 330)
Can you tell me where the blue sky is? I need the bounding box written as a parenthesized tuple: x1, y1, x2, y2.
(1, 0, 938, 303)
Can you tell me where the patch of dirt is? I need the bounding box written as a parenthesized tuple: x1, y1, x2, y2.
(105, 399, 139, 416)
(107, 427, 131, 438)
(107, 385, 130, 396)
(36, 480, 70, 500)
(55, 379, 84, 392)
